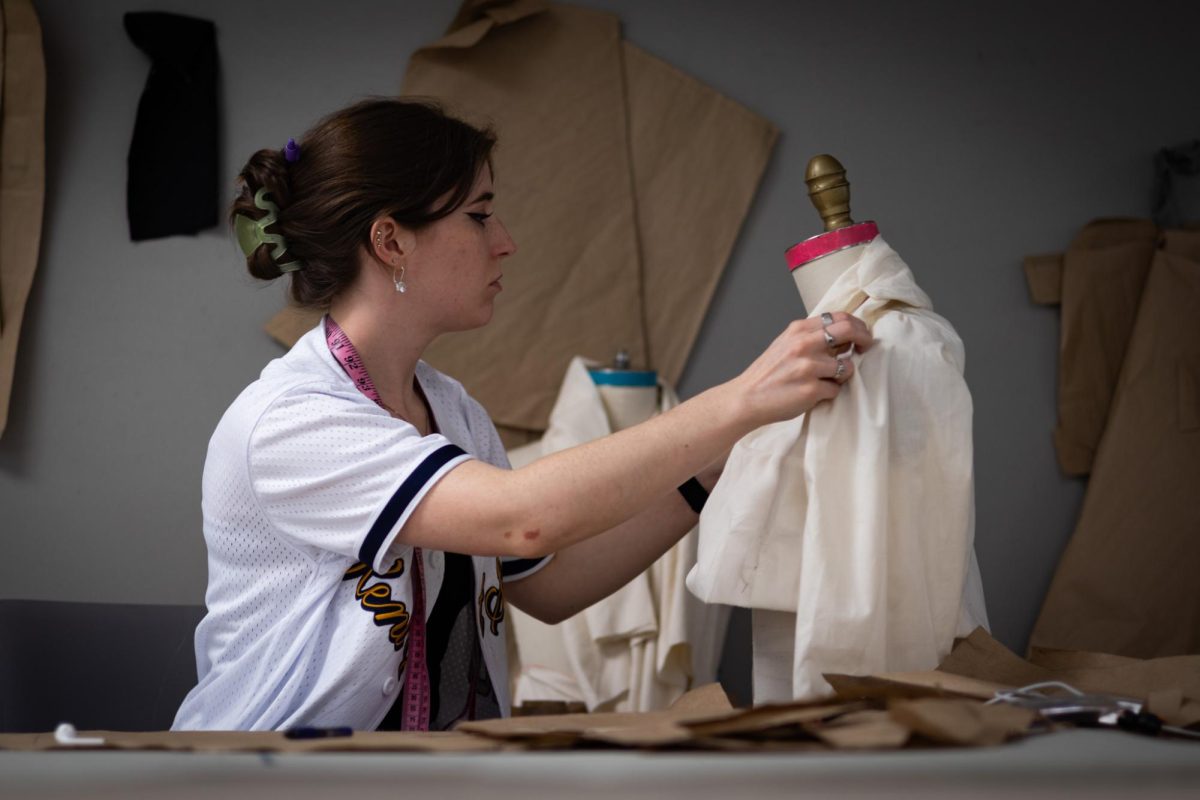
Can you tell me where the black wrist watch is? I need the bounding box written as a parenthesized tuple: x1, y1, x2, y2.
(677, 477, 709, 514)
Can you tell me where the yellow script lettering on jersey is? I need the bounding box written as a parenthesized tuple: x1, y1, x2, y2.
(343, 559, 411, 651)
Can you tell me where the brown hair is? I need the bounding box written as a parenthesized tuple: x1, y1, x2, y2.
(230, 98, 496, 307)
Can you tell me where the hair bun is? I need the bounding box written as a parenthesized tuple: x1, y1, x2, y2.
(231, 148, 292, 280)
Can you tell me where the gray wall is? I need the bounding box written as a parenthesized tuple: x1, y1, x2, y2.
(4, 0, 1198, 695)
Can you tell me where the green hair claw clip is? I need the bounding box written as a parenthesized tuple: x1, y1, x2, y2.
(234, 188, 302, 273)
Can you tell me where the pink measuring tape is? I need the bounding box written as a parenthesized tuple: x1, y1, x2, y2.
(326, 316, 432, 731)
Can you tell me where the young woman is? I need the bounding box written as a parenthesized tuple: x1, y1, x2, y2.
(172, 98, 872, 732)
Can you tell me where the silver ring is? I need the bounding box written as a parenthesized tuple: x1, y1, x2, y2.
(823, 329, 836, 348)
(820, 312, 834, 328)
(834, 358, 847, 380)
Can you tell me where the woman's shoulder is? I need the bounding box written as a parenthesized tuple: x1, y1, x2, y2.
(415, 360, 478, 412)
(416, 361, 508, 468)
(214, 372, 365, 453)
(215, 329, 368, 443)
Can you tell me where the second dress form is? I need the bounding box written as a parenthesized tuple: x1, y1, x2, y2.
(590, 363, 660, 432)
(508, 356, 735, 714)
(509, 364, 659, 710)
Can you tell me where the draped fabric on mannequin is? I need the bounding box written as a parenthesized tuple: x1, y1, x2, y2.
(263, 0, 778, 447)
(687, 238, 988, 702)
(506, 357, 729, 712)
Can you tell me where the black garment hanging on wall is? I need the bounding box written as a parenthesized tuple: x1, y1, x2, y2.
(124, 12, 218, 241)
(1153, 139, 1200, 228)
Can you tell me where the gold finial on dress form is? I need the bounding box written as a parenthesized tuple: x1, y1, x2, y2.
(805, 155, 854, 232)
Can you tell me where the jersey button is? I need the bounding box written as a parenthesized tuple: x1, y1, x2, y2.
(382, 676, 397, 695)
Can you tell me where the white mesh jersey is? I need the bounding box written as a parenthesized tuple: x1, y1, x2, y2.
(172, 320, 551, 731)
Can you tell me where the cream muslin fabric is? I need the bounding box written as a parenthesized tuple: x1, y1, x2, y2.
(686, 238, 988, 701)
(506, 357, 729, 712)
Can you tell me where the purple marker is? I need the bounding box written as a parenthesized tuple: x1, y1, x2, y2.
(284, 138, 300, 163)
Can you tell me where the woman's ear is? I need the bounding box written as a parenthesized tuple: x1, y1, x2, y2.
(369, 217, 417, 264)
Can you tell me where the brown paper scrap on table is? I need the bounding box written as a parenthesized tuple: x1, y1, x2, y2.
(679, 700, 867, 739)
(456, 672, 1032, 753)
(811, 709, 911, 750)
(824, 670, 1010, 703)
(661, 681, 734, 714)
(1147, 689, 1185, 726)
(888, 699, 1036, 748)
(686, 703, 912, 751)
(937, 628, 1052, 688)
(457, 681, 735, 749)
(265, 0, 777, 438)
(938, 628, 1200, 728)
(0, 0, 46, 439)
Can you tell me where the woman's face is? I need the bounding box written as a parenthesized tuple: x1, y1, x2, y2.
(410, 165, 516, 333)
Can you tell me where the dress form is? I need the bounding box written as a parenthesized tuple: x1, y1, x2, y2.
(513, 352, 657, 708)
(511, 353, 730, 714)
(787, 155, 879, 312)
(694, 156, 987, 705)
(754, 155, 879, 704)
(589, 350, 659, 431)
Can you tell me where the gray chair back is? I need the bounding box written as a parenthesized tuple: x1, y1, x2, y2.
(0, 599, 205, 732)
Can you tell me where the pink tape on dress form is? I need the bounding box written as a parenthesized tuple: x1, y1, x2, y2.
(785, 221, 879, 272)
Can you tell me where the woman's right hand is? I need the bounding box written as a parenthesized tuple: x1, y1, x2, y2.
(732, 312, 873, 426)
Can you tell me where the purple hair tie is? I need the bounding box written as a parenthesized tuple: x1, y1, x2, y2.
(284, 138, 300, 163)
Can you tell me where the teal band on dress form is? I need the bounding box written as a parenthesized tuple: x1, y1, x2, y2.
(588, 369, 657, 387)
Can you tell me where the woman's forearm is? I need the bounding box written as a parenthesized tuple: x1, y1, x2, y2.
(407, 381, 748, 559)
(501, 382, 747, 555)
(503, 486, 700, 624)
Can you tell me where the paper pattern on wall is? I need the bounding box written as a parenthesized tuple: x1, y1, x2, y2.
(1031, 227, 1200, 659)
(0, 0, 45, 439)
(1023, 219, 1159, 476)
(264, 0, 777, 435)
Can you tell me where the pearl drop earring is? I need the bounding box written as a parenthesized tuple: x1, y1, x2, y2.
(393, 262, 407, 294)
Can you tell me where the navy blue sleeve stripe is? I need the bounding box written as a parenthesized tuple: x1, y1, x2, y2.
(359, 444, 468, 566)
(500, 557, 549, 578)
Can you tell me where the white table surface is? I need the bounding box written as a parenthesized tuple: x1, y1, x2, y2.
(2, 729, 1198, 800)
